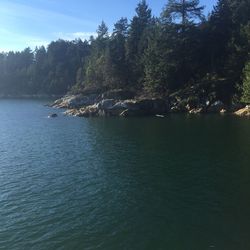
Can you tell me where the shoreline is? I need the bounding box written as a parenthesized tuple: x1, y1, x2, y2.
(49, 89, 250, 118)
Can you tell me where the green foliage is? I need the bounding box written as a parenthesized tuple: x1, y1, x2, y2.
(97, 21, 109, 38)
(241, 61, 250, 104)
(143, 24, 175, 92)
(162, 0, 204, 27)
(126, 0, 152, 87)
(0, 39, 90, 95)
(0, 0, 249, 103)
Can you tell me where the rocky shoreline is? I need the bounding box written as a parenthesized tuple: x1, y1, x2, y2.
(50, 89, 250, 117)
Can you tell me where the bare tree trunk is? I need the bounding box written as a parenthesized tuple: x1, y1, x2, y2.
(182, 0, 185, 26)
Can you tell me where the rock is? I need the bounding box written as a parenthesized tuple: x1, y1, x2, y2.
(111, 98, 168, 117)
(234, 106, 250, 116)
(170, 104, 187, 113)
(48, 113, 58, 118)
(229, 103, 245, 112)
(119, 109, 129, 117)
(108, 100, 140, 116)
(207, 100, 225, 113)
(99, 99, 116, 110)
(112, 99, 139, 110)
(63, 109, 79, 116)
(220, 108, 227, 114)
(66, 94, 99, 108)
(186, 104, 192, 111)
(52, 94, 99, 109)
(78, 104, 100, 117)
(189, 108, 203, 114)
(156, 114, 165, 118)
(60, 94, 168, 118)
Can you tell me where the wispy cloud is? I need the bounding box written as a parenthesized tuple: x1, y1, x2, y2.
(0, 28, 49, 51)
(0, 2, 97, 29)
(0, 1, 98, 51)
(53, 32, 97, 41)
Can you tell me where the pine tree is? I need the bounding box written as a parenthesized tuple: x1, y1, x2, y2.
(105, 18, 129, 88)
(163, 0, 204, 27)
(97, 21, 109, 38)
(143, 23, 177, 93)
(126, 0, 152, 87)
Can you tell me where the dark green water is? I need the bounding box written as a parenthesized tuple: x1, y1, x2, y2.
(0, 99, 250, 250)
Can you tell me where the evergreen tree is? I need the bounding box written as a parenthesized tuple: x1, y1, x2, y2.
(97, 21, 109, 38)
(158, 0, 205, 90)
(0, 0, 249, 104)
(241, 61, 250, 104)
(105, 18, 129, 88)
(163, 0, 204, 28)
(126, 0, 152, 87)
(82, 22, 109, 88)
(113, 18, 128, 37)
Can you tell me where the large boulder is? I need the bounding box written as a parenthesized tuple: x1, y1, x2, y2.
(99, 99, 116, 110)
(78, 104, 100, 117)
(64, 109, 80, 116)
(48, 113, 58, 118)
(105, 100, 140, 116)
(67, 94, 99, 108)
(108, 98, 168, 117)
(230, 103, 245, 112)
(234, 106, 250, 116)
(52, 94, 99, 109)
(189, 108, 204, 114)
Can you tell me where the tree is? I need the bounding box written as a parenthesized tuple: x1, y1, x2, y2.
(97, 21, 109, 39)
(126, 0, 152, 87)
(105, 18, 129, 88)
(206, 0, 250, 102)
(113, 17, 128, 37)
(157, 1, 205, 90)
(0, 0, 249, 104)
(163, 0, 204, 27)
(241, 61, 250, 104)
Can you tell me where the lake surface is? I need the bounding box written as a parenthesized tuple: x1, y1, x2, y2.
(0, 99, 250, 250)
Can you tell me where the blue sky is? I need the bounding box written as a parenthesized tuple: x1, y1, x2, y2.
(0, 0, 217, 52)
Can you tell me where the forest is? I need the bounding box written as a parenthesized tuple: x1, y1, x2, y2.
(0, 0, 250, 104)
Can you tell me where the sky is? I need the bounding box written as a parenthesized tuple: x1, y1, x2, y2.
(0, 0, 218, 52)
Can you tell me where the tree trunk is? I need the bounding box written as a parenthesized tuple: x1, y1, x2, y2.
(182, 0, 185, 26)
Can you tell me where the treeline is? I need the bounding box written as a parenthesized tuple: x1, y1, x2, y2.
(0, 0, 250, 103)
(0, 40, 90, 95)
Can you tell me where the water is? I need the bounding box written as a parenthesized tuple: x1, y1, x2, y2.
(0, 99, 250, 250)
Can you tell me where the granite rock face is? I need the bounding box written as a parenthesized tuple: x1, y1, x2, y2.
(52, 94, 99, 109)
(234, 106, 250, 116)
(51, 87, 246, 118)
(54, 94, 169, 118)
(63, 99, 167, 117)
